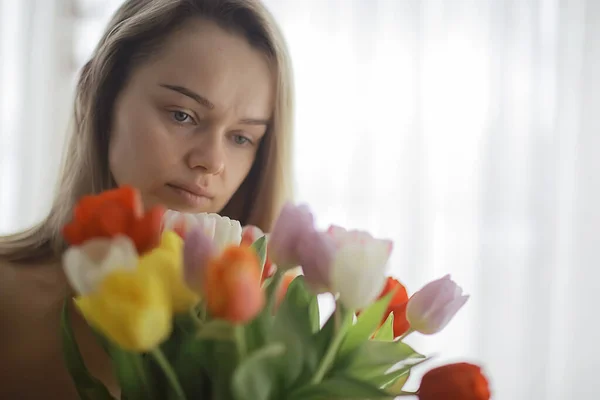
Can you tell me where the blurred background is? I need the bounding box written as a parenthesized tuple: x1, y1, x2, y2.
(1, 0, 599, 398)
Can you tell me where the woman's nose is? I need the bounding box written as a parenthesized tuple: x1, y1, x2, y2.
(186, 133, 225, 175)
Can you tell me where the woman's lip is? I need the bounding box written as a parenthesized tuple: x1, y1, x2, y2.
(167, 183, 214, 198)
(166, 184, 212, 207)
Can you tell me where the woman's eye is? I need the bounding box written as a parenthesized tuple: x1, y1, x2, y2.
(171, 111, 193, 124)
(233, 135, 252, 146)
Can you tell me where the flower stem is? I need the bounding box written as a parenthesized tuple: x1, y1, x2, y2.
(151, 348, 187, 400)
(311, 306, 350, 384)
(235, 324, 247, 361)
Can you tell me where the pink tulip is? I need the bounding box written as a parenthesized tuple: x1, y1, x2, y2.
(269, 203, 316, 269)
(183, 226, 216, 292)
(269, 203, 336, 292)
(406, 274, 469, 334)
(295, 230, 335, 293)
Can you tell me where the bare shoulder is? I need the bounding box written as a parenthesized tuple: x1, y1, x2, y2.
(0, 258, 78, 396)
(0, 257, 68, 343)
(0, 257, 67, 311)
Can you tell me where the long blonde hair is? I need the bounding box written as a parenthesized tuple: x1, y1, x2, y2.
(0, 0, 294, 264)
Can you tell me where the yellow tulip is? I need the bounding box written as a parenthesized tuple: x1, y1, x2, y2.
(74, 231, 199, 351)
(138, 231, 200, 312)
(75, 266, 171, 352)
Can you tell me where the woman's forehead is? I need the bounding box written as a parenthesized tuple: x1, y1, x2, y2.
(129, 19, 275, 118)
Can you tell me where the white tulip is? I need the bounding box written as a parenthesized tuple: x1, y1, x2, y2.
(62, 235, 138, 295)
(212, 214, 242, 252)
(163, 210, 216, 238)
(329, 235, 392, 310)
(163, 210, 242, 252)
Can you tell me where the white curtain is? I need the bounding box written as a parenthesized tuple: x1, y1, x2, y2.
(2, 0, 599, 398)
(0, 0, 73, 231)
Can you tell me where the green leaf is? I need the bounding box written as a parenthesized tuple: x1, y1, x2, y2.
(308, 294, 320, 333)
(196, 319, 236, 341)
(149, 348, 187, 400)
(250, 235, 267, 272)
(288, 376, 395, 400)
(307, 306, 355, 385)
(263, 269, 284, 315)
(231, 343, 286, 400)
(342, 340, 424, 378)
(60, 299, 116, 400)
(270, 276, 319, 385)
(170, 337, 212, 399)
(373, 312, 394, 341)
(311, 307, 339, 360)
(204, 339, 240, 400)
(109, 348, 157, 400)
(383, 369, 410, 393)
(338, 292, 393, 357)
(378, 357, 432, 395)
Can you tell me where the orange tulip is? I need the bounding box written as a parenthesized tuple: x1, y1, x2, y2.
(418, 362, 491, 400)
(360, 277, 410, 338)
(62, 186, 164, 254)
(204, 246, 265, 323)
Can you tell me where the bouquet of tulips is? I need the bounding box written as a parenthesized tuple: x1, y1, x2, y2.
(60, 186, 491, 400)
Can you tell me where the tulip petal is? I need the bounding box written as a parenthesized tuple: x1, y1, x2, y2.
(212, 214, 242, 252)
(63, 235, 138, 295)
(425, 294, 470, 334)
(204, 246, 264, 323)
(74, 267, 172, 352)
(296, 230, 335, 292)
(269, 203, 316, 269)
(241, 225, 265, 245)
(406, 274, 468, 334)
(407, 274, 450, 318)
(331, 238, 391, 310)
(183, 226, 216, 291)
(162, 211, 241, 252)
(138, 231, 200, 312)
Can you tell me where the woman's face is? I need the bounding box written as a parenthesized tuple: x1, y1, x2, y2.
(109, 18, 274, 214)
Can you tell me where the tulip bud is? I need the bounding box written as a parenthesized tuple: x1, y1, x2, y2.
(137, 231, 200, 313)
(406, 274, 469, 334)
(418, 362, 491, 400)
(163, 210, 216, 239)
(295, 230, 335, 293)
(269, 203, 316, 269)
(62, 186, 164, 254)
(362, 276, 410, 338)
(63, 235, 138, 295)
(162, 211, 242, 252)
(212, 214, 243, 252)
(75, 266, 172, 352)
(329, 236, 392, 310)
(204, 246, 265, 323)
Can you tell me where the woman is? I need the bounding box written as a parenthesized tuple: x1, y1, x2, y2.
(0, 0, 294, 397)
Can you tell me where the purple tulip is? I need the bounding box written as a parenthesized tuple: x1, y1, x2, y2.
(295, 230, 336, 293)
(269, 203, 316, 269)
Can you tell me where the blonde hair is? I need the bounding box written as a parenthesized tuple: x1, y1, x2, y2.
(0, 0, 294, 263)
